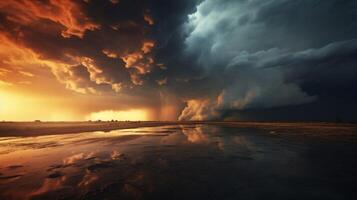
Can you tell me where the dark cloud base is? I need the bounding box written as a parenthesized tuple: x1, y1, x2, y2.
(1, 0, 357, 121)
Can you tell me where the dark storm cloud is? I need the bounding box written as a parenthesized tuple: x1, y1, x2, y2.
(1, 0, 357, 120)
(173, 0, 357, 120)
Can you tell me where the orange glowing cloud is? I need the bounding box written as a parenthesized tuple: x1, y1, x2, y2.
(144, 14, 154, 25)
(0, 0, 99, 38)
(119, 41, 156, 85)
(0, 33, 59, 85)
(122, 52, 144, 68)
(0, 80, 13, 86)
(179, 99, 219, 121)
(121, 52, 150, 84)
(52, 65, 98, 94)
(72, 56, 124, 93)
(0, 1, 165, 121)
(1, 30, 129, 95)
(102, 49, 118, 58)
(142, 41, 155, 54)
(128, 74, 143, 85)
(19, 71, 35, 77)
(156, 78, 167, 86)
(0, 68, 11, 76)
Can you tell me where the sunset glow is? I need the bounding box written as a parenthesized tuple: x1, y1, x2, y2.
(0, 0, 357, 121)
(85, 110, 149, 121)
(1, 1, 357, 200)
(0, 89, 79, 121)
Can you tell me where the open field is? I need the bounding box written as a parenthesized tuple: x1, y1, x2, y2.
(0, 121, 357, 140)
(1, 123, 357, 199)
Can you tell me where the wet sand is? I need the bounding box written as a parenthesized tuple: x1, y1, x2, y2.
(1, 121, 357, 139)
(0, 124, 357, 199)
(0, 121, 182, 137)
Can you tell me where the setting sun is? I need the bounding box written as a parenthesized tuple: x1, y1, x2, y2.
(85, 110, 148, 121)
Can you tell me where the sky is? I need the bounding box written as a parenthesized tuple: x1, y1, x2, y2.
(0, 0, 357, 121)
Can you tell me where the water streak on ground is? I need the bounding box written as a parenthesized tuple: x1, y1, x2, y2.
(0, 125, 356, 200)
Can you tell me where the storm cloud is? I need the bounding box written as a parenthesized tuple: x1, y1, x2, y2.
(1, 0, 357, 121)
(176, 0, 357, 120)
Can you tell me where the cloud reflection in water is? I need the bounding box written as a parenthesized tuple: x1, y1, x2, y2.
(1, 125, 355, 199)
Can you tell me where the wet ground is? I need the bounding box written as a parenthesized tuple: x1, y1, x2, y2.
(0, 124, 357, 200)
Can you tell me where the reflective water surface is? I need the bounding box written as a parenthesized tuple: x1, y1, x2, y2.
(0, 125, 357, 200)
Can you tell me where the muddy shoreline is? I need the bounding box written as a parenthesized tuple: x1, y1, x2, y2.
(1, 121, 357, 139)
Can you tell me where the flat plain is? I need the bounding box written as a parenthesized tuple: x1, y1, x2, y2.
(1, 122, 357, 199)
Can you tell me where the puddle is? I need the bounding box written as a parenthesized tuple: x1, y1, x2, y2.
(0, 125, 356, 199)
